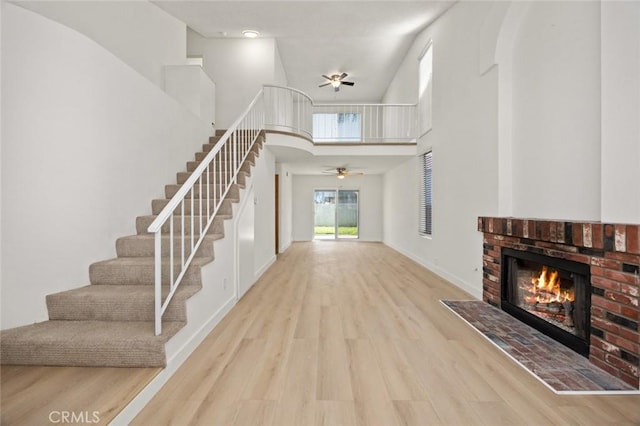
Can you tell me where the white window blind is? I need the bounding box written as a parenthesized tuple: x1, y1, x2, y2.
(419, 151, 433, 235)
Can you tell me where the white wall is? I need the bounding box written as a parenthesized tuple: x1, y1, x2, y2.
(14, 1, 187, 89)
(188, 30, 282, 128)
(600, 1, 640, 223)
(382, 1, 500, 299)
(237, 185, 256, 299)
(1, 3, 211, 329)
(274, 42, 289, 87)
(276, 163, 294, 253)
(252, 148, 277, 273)
(164, 65, 216, 126)
(292, 175, 383, 242)
(511, 1, 601, 220)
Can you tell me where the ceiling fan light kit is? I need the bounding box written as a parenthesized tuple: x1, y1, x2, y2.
(324, 167, 364, 179)
(319, 73, 355, 92)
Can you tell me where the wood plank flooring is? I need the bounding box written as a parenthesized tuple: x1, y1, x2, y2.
(133, 241, 640, 425)
(1, 242, 637, 425)
(0, 365, 159, 425)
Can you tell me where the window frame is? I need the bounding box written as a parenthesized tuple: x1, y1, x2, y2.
(418, 41, 433, 138)
(312, 112, 362, 142)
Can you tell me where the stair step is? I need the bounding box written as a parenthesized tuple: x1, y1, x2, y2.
(151, 198, 233, 216)
(195, 150, 257, 163)
(165, 182, 240, 199)
(47, 284, 200, 322)
(0, 320, 183, 367)
(186, 159, 253, 173)
(176, 170, 248, 185)
(203, 138, 263, 153)
(208, 135, 222, 144)
(202, 141, 228, 152)
(89, 256, 212, 286)
(136, 214, 225, 235)
(116, 234, 218, 258)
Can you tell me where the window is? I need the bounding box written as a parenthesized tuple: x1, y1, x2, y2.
(419, 151, 432, 236)
(418, 42, 433, 136)
(314, 189, 359, 239)
(312, 113, 361, 142)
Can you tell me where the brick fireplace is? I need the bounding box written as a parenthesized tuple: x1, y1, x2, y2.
(478, 217, 639, 388)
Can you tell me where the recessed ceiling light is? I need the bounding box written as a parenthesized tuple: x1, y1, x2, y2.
(242, 30, 260, 39)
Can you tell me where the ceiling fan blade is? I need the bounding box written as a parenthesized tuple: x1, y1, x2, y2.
(341, 81, 355, 86)
(339, 72, 348, 80)
(319, 82, 331, 87)
(322, 75, 332, 80)
(346, 172, 365, 176)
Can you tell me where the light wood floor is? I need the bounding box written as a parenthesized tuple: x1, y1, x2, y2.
(133, 241, 640, 425)
(0, 364, 159, 425)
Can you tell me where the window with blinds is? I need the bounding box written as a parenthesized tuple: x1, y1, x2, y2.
(419, 151, 433, 236)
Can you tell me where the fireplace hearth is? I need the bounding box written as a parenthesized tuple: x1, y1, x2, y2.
(478, 217, 640, 389)
(501, 248, 591, 356)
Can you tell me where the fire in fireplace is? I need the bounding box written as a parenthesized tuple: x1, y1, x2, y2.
(501, 248, 591, 356)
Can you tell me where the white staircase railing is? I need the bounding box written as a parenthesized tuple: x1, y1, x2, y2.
(264, 85, 313, 141)
(148, 90, 264, 335)
(149, 85, 415, 335)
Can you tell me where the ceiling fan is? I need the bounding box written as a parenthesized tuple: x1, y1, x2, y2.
(323, 167, 364, 179)
(319, 73, 355, 92)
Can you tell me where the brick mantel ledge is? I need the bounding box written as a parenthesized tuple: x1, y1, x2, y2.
(478, 217, 640, 389)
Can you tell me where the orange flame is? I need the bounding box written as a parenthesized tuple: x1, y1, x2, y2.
(531, 266, 574, 303)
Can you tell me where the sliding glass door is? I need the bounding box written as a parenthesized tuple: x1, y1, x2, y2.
(314, 189, 359, 240)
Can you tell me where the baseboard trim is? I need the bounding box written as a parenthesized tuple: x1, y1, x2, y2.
(110, 296, 237, 425)
(383, 241, 481, 300)
(278, 239, 292, 254)
(255, 255, 277, 280)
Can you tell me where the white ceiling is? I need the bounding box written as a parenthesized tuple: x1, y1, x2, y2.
(153, 1, 453, 175)
(267, 145, 412, 175)
(154, 1, 454, 102)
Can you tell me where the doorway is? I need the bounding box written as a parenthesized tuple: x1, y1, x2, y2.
(313, 189, 359, 240)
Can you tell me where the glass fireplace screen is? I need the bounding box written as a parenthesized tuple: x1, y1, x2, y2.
(501, 248, 591, 355)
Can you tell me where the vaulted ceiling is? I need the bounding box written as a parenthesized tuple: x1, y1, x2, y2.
(153, 1, 454, 103)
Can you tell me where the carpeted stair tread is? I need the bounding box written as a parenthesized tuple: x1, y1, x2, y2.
(165, 182, 240, 199)
(135, 214, 226, 235)
(195, 150, 257, 162)
(0, 320, 183, 367)
(116, 234, 218, 258)
(187, 160, 252, 176)
(151, 198, 233, 216)
(176, 170, 248, 187)
(89, 256, 212, 286)
(47, 284, 201, 322)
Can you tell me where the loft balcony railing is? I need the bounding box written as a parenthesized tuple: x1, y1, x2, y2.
(149, 85, 415, 335)
(264, 85, 416, 144)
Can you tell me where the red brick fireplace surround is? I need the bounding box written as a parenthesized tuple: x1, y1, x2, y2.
(478, 217, 639, 388)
